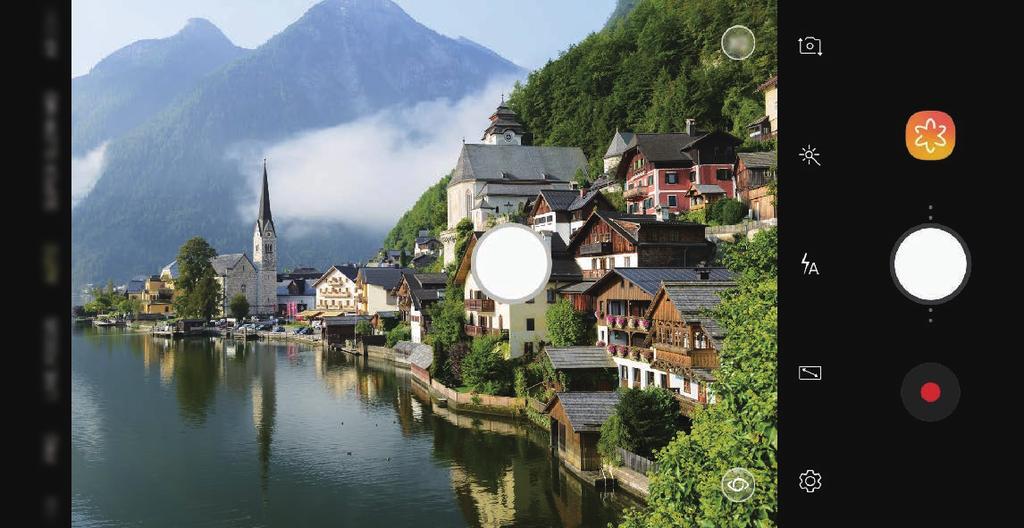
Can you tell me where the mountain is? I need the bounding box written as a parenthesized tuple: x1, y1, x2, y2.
(72, 0, 524, 291)
(72, 18, 250, 156)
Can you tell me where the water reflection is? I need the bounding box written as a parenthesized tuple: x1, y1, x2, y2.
(72, 328, 636, 527)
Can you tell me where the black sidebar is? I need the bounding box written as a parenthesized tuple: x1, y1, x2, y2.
(780, 2, 1008, 525)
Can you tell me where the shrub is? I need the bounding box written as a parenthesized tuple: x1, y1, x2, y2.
(616, 386, 687, 459)
(598, 413, 629, 466)
(385, 323, 411, 347)
(462, 336, 513, 395)
(354, 319, 373, 337)
(714, 198, 748, 225)
(445, 342, 471, 384)
(546, 298, 588, 346)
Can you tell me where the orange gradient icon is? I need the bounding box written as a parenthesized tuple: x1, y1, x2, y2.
(906, 111, 955, 160)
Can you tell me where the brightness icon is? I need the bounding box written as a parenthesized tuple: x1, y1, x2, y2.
(799, 145, 821, 166)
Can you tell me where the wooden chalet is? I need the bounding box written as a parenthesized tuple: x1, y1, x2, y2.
(566, 210, 716, 281)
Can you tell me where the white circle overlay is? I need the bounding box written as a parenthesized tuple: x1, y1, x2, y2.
(471, 223, 552, 305)
(721, 25, 756, 61)
(892, 225, 970, 303)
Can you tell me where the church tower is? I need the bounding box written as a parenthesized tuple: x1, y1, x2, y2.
(252, 160, 278, 316)
(481, 96, 526, 145)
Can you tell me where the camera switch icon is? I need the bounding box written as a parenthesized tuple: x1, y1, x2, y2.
(798, 36, 822, 56)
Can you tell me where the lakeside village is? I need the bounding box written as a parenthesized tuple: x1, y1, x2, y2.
(76, 76, 778, 499)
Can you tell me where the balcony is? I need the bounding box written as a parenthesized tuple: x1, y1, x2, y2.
(691, 349, 719, 369)
(464, 324, 508, 338)
(582, 268, 609, 280)
(465, 298, 495, 312)
(579, 241, 611, 255)
(601, 315, 651, 333)
(623, 186, 648, 202)
(654, 348, 692, 368)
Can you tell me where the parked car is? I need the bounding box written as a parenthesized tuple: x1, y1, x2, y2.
(273, 326, 285, 333)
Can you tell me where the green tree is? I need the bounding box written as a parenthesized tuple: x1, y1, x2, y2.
(598, 413, 629, 465)
(172, 237, 221, 320)
(545, 298, 588, 347)
(385, 323, 411, 347)
(354, 319, 373, 337)
(228, 293, 250, 320)
(117, 296, 142, 316)
(462, 335, 513, 395)
(615, 387, 686, 458)
(623, 227, 777, 528)
(426, 284, 466, 352)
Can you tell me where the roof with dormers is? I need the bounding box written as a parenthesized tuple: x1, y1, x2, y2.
(449, 144, 588, 186)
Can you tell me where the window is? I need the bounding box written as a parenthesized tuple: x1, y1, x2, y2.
(646, 371, 655, 387)
(607, 257, 614, 270)
(647, 175, 654, 186)
(624, 256, 631, 267)
(526, 318, 535, 331)
(717, 168, 732, 181)
(559, 423, 567, 450)
(660, 373, 668, 387)
(689, 172, 697, 183)
(240, 284, 246, 292)
(666, 171, 678, 184)
(621, 365, 628, 380)
(667, 195, 677, 207)
(592, 258, 598, 269)
(633, 368, 641, 386)
(546, 289, 556, 303)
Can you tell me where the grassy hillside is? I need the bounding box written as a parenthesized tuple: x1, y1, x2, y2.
(509, 0, 777, 176)
(381, 172, 450, 254)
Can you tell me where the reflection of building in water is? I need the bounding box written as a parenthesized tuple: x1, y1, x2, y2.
(142, 335, 161, 371)
(451, 466, 516, 527)
(251, 348, 276, 489)
(316, 350, 361, 398)
(159, 344, 175, 386)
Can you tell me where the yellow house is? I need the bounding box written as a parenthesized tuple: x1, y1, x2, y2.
(355, 267, 409, 315)
(454, 231, 583, 359)
(127, 274, 175, 315)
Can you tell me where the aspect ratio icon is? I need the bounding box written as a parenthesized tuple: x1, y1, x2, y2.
(798, 365, 822, 381)
(798, 36, 822, 56)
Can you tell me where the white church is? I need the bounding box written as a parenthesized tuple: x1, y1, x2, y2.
(162, 162, 278, 317)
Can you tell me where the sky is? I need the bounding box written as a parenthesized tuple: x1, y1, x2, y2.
(72, 0, 617, 77)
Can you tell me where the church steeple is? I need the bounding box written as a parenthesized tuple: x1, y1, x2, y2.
(481, 98, 526, 145)
(257, 159, 274, 234)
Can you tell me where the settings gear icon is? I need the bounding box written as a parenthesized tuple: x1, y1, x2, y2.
(798, 469, 822, 493)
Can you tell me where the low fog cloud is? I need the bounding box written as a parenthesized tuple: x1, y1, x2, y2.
(228, 76, 521, 233)
(71, 141, 108, 208)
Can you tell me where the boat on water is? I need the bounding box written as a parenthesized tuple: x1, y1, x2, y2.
(74, 316, 94, 325)
(93, 316, 125, 327)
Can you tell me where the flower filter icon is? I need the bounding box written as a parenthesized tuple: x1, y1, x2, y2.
(906, 111, 955, 160)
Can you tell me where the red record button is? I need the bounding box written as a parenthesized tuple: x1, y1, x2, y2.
(920, 381, 941, 403)
(901, 363, 959, 422)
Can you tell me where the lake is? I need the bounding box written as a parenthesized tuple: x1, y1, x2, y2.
(72, 327, 638, 527)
